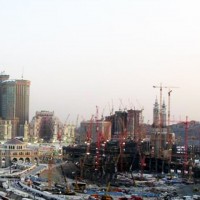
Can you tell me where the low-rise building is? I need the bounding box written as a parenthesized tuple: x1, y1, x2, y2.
(0, 138, 38, 167)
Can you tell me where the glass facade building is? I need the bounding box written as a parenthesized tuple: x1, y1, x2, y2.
(0, 77, 30, 137)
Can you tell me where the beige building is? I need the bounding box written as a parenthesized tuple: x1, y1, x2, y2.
(0, 138, 38, 167)
(62, 124, 76, 145)
(0, 120, 12, 141)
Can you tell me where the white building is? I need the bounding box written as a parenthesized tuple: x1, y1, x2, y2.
(0, 138, 38, 167)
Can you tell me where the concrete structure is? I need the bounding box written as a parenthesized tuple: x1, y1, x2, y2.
(105, 111, 127, 137)
(127, 109, 143, 141)
(29, 111, 63, 143)
(79, 120, 111, 144)
(0, 74, 30, 137)
(0, 138, 38, 167)
(105, 109, 143, 140)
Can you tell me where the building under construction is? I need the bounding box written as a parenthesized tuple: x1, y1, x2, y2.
(62, 102, 200, 183)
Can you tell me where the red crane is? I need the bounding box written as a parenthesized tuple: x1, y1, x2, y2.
(138, 124, 146, 178)
(117, 116, 128, 172)
(80, 115, 94, 179)
(86, 115, 94, 155)
(95, 106, 100, 171)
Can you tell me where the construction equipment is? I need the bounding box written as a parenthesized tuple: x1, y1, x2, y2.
(86, 115, 94, 155)
(95, 106, 100, 171)
(80, 115, 94, 179)
(118, 117, 127, 172)
(65, 114, 70, 125)
(48, 156, 53, 190)
(60, 164, 75, 195)
(167, 89, 173, 149)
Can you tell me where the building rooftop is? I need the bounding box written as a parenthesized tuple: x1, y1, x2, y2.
(1, 79, 16, 84)
(5, 138, 24, 145)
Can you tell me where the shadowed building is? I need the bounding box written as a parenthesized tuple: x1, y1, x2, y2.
(29, 111, 63, 143)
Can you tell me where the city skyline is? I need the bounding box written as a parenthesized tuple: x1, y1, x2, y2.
(0, 0, 200, 124)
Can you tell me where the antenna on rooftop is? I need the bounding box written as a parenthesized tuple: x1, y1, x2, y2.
(21, 67, 24, 80)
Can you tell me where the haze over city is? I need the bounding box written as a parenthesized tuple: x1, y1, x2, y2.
(0, 0, 200, 124)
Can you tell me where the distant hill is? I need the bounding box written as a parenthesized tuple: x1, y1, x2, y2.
(170, 120, 200, 146)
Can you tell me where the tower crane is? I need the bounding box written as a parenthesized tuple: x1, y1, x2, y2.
(94, 106, 106, 171)
(80, 115, 94, 179)
(86, 115, 94, 155)
(153, 84, 178, 128)
(95, 106, 100, 171)
(153, 84, 179, 157)
(167, 90, 172, 150)
(75, 114, 79, 128)
(65, 114, 70, 125)
(118, 117, 127, 172)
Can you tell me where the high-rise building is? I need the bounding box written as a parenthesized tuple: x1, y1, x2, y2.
(0, 76, 30, 137)
(0, 72, 10, 117)
(15, 80, 30, 125)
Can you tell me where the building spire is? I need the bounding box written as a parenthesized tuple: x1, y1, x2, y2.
(162, 99, 167, 128)
(21, 67, 24, 80)
(153, 97, 159, 128)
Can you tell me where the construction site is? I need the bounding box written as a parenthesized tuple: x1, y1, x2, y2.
(60, 86, 200, 183)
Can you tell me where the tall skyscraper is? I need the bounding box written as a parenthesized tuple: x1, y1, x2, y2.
(0, 72, 10, 117)
(0, 74, 30, 137)
(15, 80, 30, 125)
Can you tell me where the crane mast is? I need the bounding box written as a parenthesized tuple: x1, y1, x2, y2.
(95, 106, 100, 171)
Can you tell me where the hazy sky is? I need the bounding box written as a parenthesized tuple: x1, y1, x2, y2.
(0, 0, 200, 124)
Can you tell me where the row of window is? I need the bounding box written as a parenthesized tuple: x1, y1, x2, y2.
(12, 152, 31, 156)
(7, 145, 23, 150)
(1, 152, 37, 156)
